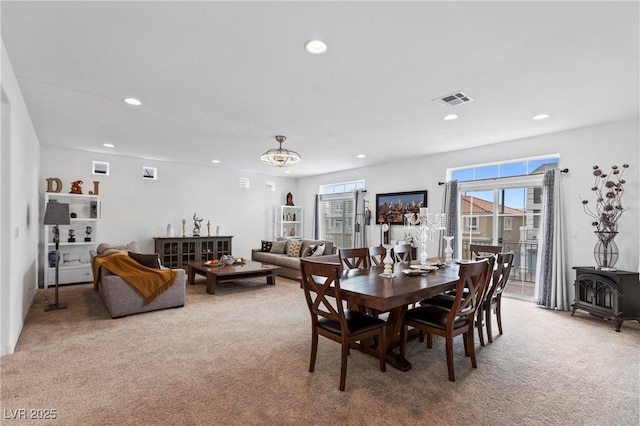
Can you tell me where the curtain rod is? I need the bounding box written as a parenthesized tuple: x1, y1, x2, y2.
(438, 168, 569, 185)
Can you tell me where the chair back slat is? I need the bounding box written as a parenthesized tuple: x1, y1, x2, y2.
(300, 259, 346, 326)
(339, 247, 371, 270)
(469, 244, 501, 260)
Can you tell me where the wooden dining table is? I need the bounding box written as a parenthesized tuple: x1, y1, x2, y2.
(338, 261, 460, 372)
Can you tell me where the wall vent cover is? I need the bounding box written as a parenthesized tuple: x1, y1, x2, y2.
(433, 91, 474, 108)
(239, 178, 250, 189)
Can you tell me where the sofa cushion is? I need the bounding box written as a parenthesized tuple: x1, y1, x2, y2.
(287, 240, 303, 257)
(270, 241, 286, 254)
(261, 240, 273, 252)
(128, 251, 161, 269)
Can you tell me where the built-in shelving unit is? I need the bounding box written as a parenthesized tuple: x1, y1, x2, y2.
(275, 205, 303, 240)
(44, 192, 100, 288)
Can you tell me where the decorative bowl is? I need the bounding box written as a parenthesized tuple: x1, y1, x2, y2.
(221, 255, 235, 266)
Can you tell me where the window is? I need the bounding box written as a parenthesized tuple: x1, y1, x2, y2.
(465, 216, 479, 232)
(320, 180, 365, 195)
(450, 155, 559, 182)
(503, 217, 513, 231)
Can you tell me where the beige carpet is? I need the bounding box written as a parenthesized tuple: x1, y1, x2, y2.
(1, 277, 638, 426)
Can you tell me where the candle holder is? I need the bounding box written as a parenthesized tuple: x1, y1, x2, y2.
(379, 244, 395, 278)
(443, 236, 454, 266)
(417, 211, 446, 265)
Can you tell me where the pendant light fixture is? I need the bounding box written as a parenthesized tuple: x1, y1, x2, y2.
(260, 135, 302, 167)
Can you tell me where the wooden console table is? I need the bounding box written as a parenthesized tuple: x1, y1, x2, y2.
(154, 236, 232, 270)
(571, 267, 640, 332)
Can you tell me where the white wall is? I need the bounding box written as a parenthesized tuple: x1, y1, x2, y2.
(1, 40, 41, 356)
(297, 118, 640, 278)
(39, 147, 297, 283)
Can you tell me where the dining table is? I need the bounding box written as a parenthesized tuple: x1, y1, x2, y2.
(337, 260, 461, 372)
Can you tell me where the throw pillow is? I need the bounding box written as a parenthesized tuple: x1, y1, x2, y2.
(128, 251, 161, 269)
(97, 241, 140, 255)
(270, 241, 287, 254)
(304, 244, 318, 257)
(261, 240, 273, 252)
(311, 244, 325, 257)
(287, 240, 303, 257)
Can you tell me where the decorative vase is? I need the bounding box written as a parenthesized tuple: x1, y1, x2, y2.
(443, 236, 454, 266)
(48, 251, 59, 268)
(380, 244, 395, 278)
(594, 231, 619, 271)
(166, 223, 174, 237)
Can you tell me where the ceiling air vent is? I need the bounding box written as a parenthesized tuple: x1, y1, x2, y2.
(433, 91, 473, 108)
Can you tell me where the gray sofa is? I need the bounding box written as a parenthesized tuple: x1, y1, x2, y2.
(251, 238, 339, 280)
(92, 242, 186, 318)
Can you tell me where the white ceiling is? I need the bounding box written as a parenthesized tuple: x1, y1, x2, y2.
(2, 1, 639, 178)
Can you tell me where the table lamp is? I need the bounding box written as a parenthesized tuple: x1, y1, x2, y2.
(43, 201, 70, 311)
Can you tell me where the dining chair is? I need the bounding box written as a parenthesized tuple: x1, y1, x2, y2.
(369, 245, 386, 266)
(469, 244, 501, 260)
(393, 244, 412, 263)
(339, 247, 371, 270)
(299, 258, 386, 391)
(481, 252, 515, 343)
(400, 259, 493, 381)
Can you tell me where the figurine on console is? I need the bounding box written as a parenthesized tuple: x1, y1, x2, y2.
(68, 229, 75, 243)
(70, 180, 83, 194)
(193, 212, 204, 236)
(85, 226, 92, 242)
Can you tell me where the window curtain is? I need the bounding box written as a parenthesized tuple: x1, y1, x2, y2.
(440, 180, 459, 257)
(534, 169, 569, 310)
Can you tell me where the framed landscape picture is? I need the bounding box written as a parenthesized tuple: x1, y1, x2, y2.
(375, 190, 427, 225)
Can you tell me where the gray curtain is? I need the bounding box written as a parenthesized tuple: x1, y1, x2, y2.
(440, 180, 459, 257)
(534, 169, 569, 310)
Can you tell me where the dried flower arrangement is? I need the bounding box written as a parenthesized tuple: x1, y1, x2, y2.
(581, 164, 629, 233)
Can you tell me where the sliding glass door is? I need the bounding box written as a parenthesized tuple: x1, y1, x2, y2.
(460, 182, 542, 301)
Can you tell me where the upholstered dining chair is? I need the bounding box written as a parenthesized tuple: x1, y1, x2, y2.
(339, 247, 371, 270)
(481, 252, 515, 344)
(393, 244, 412, 263)
(299, 258, 386, 391)
(400, 259, 493, 381)
(369, 245, 386, 266)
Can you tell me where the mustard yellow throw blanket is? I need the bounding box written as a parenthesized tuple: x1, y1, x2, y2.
(92, 252, 177, 305)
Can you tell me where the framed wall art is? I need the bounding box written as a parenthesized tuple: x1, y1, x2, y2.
(375, 190, 427, 225)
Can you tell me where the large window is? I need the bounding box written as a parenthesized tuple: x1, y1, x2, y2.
(320, 180, 365, 195)
(449, 155, 559, 301)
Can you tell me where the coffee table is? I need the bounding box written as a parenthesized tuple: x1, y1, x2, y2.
(186, 260, 281, 295)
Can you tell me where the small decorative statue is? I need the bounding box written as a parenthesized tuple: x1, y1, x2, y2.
(193, 212, 204, 236)
(207, 220, 211, 237)
(286, 192, 294, 206)
(85, 226, 92, 242)
(70, 180, 83, 194)
(182, 219, 187, 237)
(68, 228, 75, 243)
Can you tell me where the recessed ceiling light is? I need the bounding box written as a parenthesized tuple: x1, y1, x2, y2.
(124, 97, 142, 106)
(357, 154, 366, 159)
(103, 143, 115, 148)
(284, 170, 291, 174)
(305, 40, 327, 55)
(533, 114, 550, 120)
(211, 160, 220, 164)
(444, 114, 459, 121)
